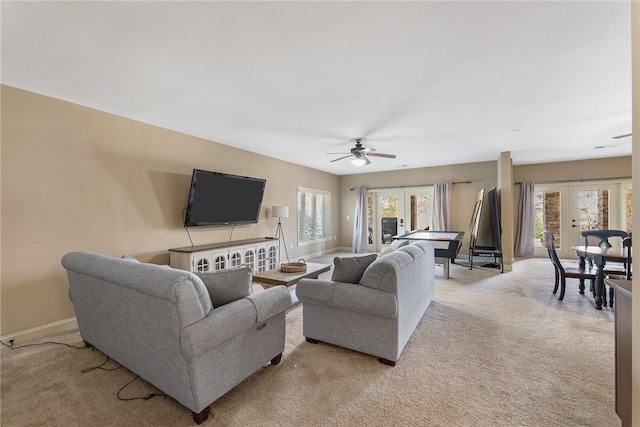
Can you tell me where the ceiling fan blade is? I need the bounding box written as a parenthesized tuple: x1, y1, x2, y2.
(612, 133, 632, 139)
(330, 154, 353, 162)
(367, 152, 396, 159)
(326, 152, 350, 155)
(363, 155, 372, 165)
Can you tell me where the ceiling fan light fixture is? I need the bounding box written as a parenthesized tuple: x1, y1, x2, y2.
(350, 157, 367, 167)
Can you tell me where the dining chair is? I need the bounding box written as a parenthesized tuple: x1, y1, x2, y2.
(543, 231, 596, 301)
(605, 236, 633, 279)
(604, 236, 632, 307)
(581, 229, 628, 272)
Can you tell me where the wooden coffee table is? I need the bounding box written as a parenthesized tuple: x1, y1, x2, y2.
(253, 262, 331, 287)
(253, 262, 331, 307)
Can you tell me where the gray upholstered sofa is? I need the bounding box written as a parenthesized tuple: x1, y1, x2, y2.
(295, 241, 435, 366)
(62, 251, 291, 424)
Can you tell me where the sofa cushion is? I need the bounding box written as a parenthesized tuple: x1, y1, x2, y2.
(390, 239, 409, 250)
(331, 253, 378, 283)
(379, 245, 395, 257)
(196, 267, 253, 308)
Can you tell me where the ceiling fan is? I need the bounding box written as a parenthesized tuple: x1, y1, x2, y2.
(327, 138, 397, 167)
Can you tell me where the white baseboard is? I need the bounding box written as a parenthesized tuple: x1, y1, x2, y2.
(302, 247, 350, 260)
(333, 246, 353, 253)
(1, 317, 78, 345)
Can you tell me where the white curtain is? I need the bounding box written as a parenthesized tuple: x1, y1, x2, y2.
(432, 182, 452, 231)
(514, 182, 535, 257)
(352, 187, 369, 253)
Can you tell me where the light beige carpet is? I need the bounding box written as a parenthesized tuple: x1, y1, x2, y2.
(1, 257, 620, 426)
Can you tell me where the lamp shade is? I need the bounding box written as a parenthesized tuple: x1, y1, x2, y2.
(272, 206, 289, 218)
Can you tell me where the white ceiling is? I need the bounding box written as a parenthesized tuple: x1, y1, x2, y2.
(2, 1, 633, 176)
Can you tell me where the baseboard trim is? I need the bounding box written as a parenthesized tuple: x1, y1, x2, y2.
(303, 247, 351, 260)
(1, 318, 78, 345)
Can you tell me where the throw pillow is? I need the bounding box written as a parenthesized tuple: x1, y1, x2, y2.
(196, 267, 252, 308)
(331, 253, 379, 283)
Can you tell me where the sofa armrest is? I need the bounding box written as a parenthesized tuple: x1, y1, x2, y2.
(180, 286, 290, 359)
(295, 278, 338, 301)
(247, 285, 291, 322)
(296, 279, 397, 319)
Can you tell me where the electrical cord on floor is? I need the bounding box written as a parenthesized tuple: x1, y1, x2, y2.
(117, 375, 167, 401)
(81, 354, 122, 373)
(75, 350, 165, 402)
(0, 339, 88, 350)
(1, 338, 120, 376)
(3, 337, 165, 402)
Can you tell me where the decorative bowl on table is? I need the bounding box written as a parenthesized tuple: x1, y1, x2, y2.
(280, 259, 307, 273)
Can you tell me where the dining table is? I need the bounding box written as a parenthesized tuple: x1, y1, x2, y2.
(572, 245, 629, 310)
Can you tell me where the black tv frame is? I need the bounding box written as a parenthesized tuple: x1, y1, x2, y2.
(183, 169, 267, 227)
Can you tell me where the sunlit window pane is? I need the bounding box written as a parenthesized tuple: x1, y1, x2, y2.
(297, 187, 332, 244)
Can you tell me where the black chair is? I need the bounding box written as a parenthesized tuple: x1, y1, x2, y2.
(543, 231, 596, 301)
(605, 236, 632, 280)
(604, 236, 632, 307)
(581, 229, 628, 273)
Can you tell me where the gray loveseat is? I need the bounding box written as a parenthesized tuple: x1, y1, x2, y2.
(62, 251, 291, 424)
(295, 241, 435, 366)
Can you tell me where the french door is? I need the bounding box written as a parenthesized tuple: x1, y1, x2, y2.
(367, 187, 433, 252)
(534, 182, 628, 259)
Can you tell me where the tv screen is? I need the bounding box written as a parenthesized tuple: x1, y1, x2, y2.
(183, 169, 267, 227)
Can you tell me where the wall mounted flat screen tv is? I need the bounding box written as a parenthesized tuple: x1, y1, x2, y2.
(183, 169, 267, 227)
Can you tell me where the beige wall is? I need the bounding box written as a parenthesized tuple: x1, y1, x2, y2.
(514, 156, 632, 183)
(1, 85, 340, 338)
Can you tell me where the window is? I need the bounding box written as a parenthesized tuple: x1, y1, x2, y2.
(534, 190, 561, 248)
(297, 187, 332, 244)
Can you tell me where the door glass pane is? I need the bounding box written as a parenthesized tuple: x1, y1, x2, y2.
(409, 193, 432, 231)
(535, 191, 561, 248)
(578, 190, 609, 232)
(380, 195, 398, 244)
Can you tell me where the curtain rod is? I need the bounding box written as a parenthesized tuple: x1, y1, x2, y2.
(350, 180, 471, 191)
(514, 176, 631, 185)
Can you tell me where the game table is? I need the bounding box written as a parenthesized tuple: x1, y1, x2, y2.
(392, 230, 464, 279)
